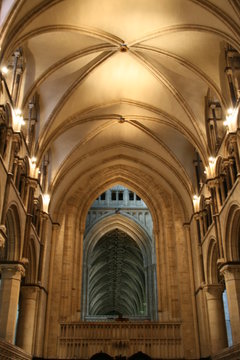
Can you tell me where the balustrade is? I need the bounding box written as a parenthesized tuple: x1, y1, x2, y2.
(0, 338, 31, 360)
(58, 322, 183, 359)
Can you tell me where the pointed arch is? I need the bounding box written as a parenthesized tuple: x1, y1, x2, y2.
(224, 203, 240, 261)
(25, 237, 38, 284)
(205, 238, 219, 284)
(82, 213, 158, 321)
(0, 204, 21, 261)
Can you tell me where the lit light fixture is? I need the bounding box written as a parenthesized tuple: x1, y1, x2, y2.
(19, 117, 25, 126)
(1, 66, 8, 74)
(205, 156, 216, 178)
(12, 108, 25, 130)
(223, 107, 239, 132)
(15, 108, 22, 115)
(14, 109, 25, 125)
(30, 157, 37, 169)
(43, 194, 50, 213)
(29, 157, 38, 177)
(193, 195, 200, 212)
(208, 157, 215, 165)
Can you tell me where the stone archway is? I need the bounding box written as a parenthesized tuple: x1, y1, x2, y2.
(82, 209, 158, 321)
(50, 175, 192, 359)
(90, 352, 113, 360)
(0, 205, 21, 261)
(224, 204, 240, 262)
(87, 228, 146, 318)
(128, 351, 152, 360)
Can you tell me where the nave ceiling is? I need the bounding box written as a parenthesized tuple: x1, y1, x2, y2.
(1, 0, 240, 217)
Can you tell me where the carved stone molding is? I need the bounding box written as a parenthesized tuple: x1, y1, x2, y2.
(220, 263, 240, 281)
(203, 284, 225, 300)
(0, 263, 26, 278)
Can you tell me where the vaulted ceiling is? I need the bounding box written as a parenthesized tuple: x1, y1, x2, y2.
(88, 229, 146, 317)
(1, 0, 240, 217)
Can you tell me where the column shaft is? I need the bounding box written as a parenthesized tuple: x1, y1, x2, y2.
(204, 285, 228, 353)
(221, 264, 240, 344)
(16, 285, 38, 353)
(0, 264, 25, 343)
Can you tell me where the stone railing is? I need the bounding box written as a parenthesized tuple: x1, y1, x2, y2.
(213, 343, 240, 360)
(58, 321, 183, 359)
(0, 337, 32, 360)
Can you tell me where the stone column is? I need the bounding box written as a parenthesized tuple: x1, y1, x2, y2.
(0, 263, 25, 342)
(223, 162, 231, 191)
(202, 210, 208, 235)
(229, 158, 237, 185)
(196, 214, 204, 240)
(15, 159, 23, 192)
(184, 224, 200, 358)
(220, 264, 240, 344)
(16, 285, 38, 353)
(11, 50, 20, 98)
(227, 134, 240, 175)
(106, 189, 111, 206)
(26, 102, 34, 147)
(215, 181, 222, 210)
(219, 177, 226, 204)
(123, 188, 128, 206)
(204, 284, 228, 353)
(1, 173, 13, 225)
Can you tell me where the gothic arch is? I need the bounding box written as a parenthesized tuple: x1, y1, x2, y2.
(15, 156, 30, 204)
(215, 156, 224, 177)
(237, 104, 240, 129)
(25, 237, 38, 284)
(84, 214, 153, 261)
(128, 351, 152, 360)
(90, 352, 113, 360)
(205, 238, 219, 284)
(54, 172, 188, 325)
(0, 103, 11, 158)
(82, 213, 158, 320)
(32, 195, 43, 236)
(0, 204, 21, 261)
(73, 171, 188, 238)
(224, 203, 240, 262)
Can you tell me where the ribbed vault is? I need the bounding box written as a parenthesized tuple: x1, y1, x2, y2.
(1, 0, 239, 223)
(82, 211, 158, 320)
(88, 229, 146, 316)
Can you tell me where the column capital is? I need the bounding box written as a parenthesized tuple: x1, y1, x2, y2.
(27, 177, 38, 188)
(203, 284, 224, 299)
(206, 178, 218, 189)
(0, 263, 25, 278)
(220, 263, 240, 281)
(193, 213, 200, 220)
